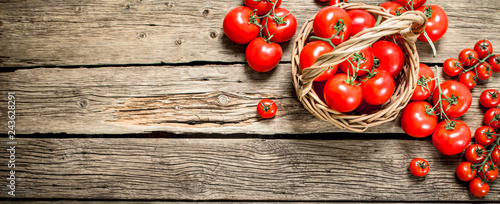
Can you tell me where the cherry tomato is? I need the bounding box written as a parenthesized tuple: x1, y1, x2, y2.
(299, 41, 336, 82)
(458, 48, 479, 67)
(469, 177, 489, 197)
(313, 6, 352, 46)
(401, 101, 437, 138)
(432, 119, 471, 156)
(474, 126, 497, 146)
(484, 108, 500, 129)
(372, 40, 405, 77)
(487, 54, 500, 72)
(223, 6, 261, 44)
(409, 158, 429, 177)
(458, 71, 477, 90)
(432, 80, 472, 118)
(478, 162, 498, 182)
(464, 144, 486, 164)
(474, 39, 493, 60)
(245, 37, 282, 72)
(480, 89, 500, 108)
(456, 161, 477, 182)
(264, 8, 297, 43)
(360, 69, 395, 105)
(393, 0, 426, 10)
(257, 99, 277, 118)
(329, 0, 348, 6)
(410, 63, 435, 101)
(380, 1, 406, 16)
(442, 58, 463, 77)
(416, 5, 448, 43)
(244, 0, 281, 16)
(476, 62, 493, 80)
(339, 46, 374, 77)
(347, 9, 375, 36)
(492, 146, 500, 166)
(323, 73, 362, 113)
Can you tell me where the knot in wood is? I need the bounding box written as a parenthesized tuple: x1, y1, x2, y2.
(78, 99, 88, 108)
(138, 32, 147, 39)
(217, 95, 229, 106)
(210, 31, 218, 39)
(202, 9, 210, 17)
(175, 39, 182, 45)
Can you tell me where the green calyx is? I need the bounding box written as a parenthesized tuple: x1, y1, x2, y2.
(443, 94, 459, 111)
(424, 6, 433, 19)
(260, 101, 274, 112)
(444, 120, 456, 131)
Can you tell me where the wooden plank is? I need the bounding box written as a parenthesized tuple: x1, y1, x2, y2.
(0, 0, 499, 67)
(0, 138, 498, 201)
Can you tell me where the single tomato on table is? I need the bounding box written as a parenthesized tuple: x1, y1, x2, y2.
(223, 6, 261, 44)
(257, 99, 277, 118)
(417, 5, 448, 43)
(313, 6, 352, 46)
(372, 40, 405, 77)
(323, 73, 363, 113)
(245, 37, 282, 72)
(469, 177, 489, 197)
(480, 89, 500, 108)
(409, 158, 429, 177)
(264, 8, 297, 43)
(432, 80, 472, 118)
(410, 63, 435, 101)
(401, 101, 437, 138)
(299, 41, 336, 82)
(432, 119, 471, 156)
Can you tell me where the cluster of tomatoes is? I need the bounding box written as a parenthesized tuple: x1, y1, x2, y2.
(223, 0, 296, 73)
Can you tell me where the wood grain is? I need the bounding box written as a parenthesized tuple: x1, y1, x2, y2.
(0, 138, 498, 201)
(0, 0, 499, 67)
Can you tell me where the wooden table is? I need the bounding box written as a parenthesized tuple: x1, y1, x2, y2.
(1, 0, 500, 202)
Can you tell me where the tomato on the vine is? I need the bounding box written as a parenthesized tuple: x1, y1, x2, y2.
(372, 40, 405, 77)
(478, 162, 498, 182)
(339, 46, 374, 77)
(300, 41, 336, 82)
(432, 119, 471, 155)
(347, 9, 375, 36)
(474, 126, 497, 147)
(443, 58, 463, 77)
(410, 63, 435, 101)
(416, 5, 448, 43)
(469, 177, 489, 197)
(409, 158, 430, 177)
(456, 161, 476, 182)
(480, 89, 500, 108)
(264, 8, 297, 43)
(393, 0, 426, 10)
(458, 71, 477, 90)
(484, 108, 500, 129)
(323, 73, 362, 113)
(245, 37, 282, 72)
(257, 99, 277, 118)
(244, 0, 282, 16)
(380, 1, 406, 16)
(492, 146, 500, 165)
(360, 69, 395, 105)
(464, 144, 486, 164)
(487, 54, 500, 72)
(476, 62, 493, 80)
(432, 80, 472, 118)
(474, 39, 493, 60)
(223, 6, 261, 44)
(401, 101, 437, 138)
(459, 48, 479, 67)
(313, 6, 352, 46)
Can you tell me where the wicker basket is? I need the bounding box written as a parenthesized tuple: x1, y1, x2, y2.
(291, 3, 427, 132)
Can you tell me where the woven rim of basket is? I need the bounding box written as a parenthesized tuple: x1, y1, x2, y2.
(291, 3, 428, 132)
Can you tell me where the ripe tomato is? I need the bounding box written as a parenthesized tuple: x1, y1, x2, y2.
(474, 126, 497, 146)
(483, 108, 500, 129)
(313, 6, 352, 46)
(323, 73, 363, 113)
(432, 119, 471, 155)
(464, 144, 486, 164)
(347, 9, 375, 36)
(476, 62, 493, 80)
(492, 146, 500, 165)
(393, 0, 426, 10)
(480, 89, 500, 108)
(257, 99, 277, 118)
(487, 54, 500, 72)
(360, 69, 395, 105)
(474, 39, 493, 60)
(264, 8, 297, 43)
(372, 40, 405, 77)
(469, 177, 489, 197)
(244, 0, 281, 16)
(339, 46, 374, 77)
(401, 101, 437, 138)
(458, 71, 477, 90)
(442, 58, 463, 77)
(409, 158, 429, 177)
(223, 6, 261, 44)
(329, 0, 348, 6)
(432, 80, 472, 118)
(300, 41, 336, 82)
(410, 63, 435, 101)
(478, 162, 498, 182)
(380, 1, 406, 16)
(416, 5, 448, 43)
(245, 37, 282, 72)
(456, 161, 477, 182)
(458, 48, 479, 67)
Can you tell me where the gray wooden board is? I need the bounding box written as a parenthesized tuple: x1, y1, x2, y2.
(0, 0, 499, 67)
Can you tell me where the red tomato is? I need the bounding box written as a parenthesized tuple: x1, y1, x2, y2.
(264, 8, 297, 43)
(474, 126, 497, 146)
(416, 5, 448, 43)
(313, 6, 352, 46)
(339, 46, 374, 77)
(329, 0, 348, 6)
(380, 1, 407, 16)
(244, 0, 281, 16)
(480, 89, 500, 108)
(372, 40, 405, 77)
(432, 80, 472, 118)
(401, 101, 437, 138)
(469, 177, 489, 197)
(410, 63, 435, 101)
(245, 37, 282, 72)
(492, 146, 500, 166)
(456, 161, 477, 182)
(323, 73, 363, 113)
(478, 162, 498, 182)
(442, 58, 463, 77)
(409, 158, 429, 177)
(347, 9, 375, 36)
(474, 39, 493, 60)
(223, 6, 261, 44)
(299, 41, 336, 82)
(432, 119, 471, 155)
(483, 108, 500, 129)
(257, 99, 277, 118)
(458, 48, 479, 67)
(476, 62, 493, 80)
(487, 54, 500, 72)
(464, 144, 486, 164)
(360, 69, 395, 105)
(393, 0, 426, 10)
(458, 71, 477, 90)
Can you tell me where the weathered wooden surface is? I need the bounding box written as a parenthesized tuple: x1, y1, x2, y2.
(0, 0, 499, 67)
(0, 138, 498, 201)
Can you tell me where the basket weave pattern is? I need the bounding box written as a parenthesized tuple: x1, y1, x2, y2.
(291, 3, 427, 132)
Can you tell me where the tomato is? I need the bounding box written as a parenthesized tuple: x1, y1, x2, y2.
(380, 1, 406, 16)
(300, 41, 336, 82)
(432, 119, 471, 155)
(476, 62, 493, 80)
(393, 0, 426, 10)
(458, 71, 477, 90)
(329, 0, 348, 6)
(313, 6, 352, 46)
(456, 161, 477, 182)
(442, 58, 463, 77)
(492, 146, 500, 166)
(347, 9, 375, 36)
(474, 126, 497, 146)
(432, 80, 472, 118)
(480, 89, 500, 108)
(465, 144, 486, 164)
(360, 69, 395, 105)
(244, 0, 281, 16)
(323, 73, 362, 113)
(458, 48, 479, 67)
(487, 54, 500, 72)
(469, 177, 489, 197)
(416, 5, 448, 43)
(478, 162, 498, 182)
(410, 63, 435, 101)
(483, 108, 500, 129)
(372, 40, 405, 77)
(245, 37, 282, 72)
(223, 6, 261, 44)
(474, 39, 493, 60)
(401, 101, 437, 138)
(409, 158, 429, 177)
(339, 46, 374, 77)
(257, 99, 277, 118)
(264, 8, 297, 43)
